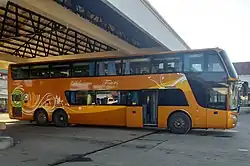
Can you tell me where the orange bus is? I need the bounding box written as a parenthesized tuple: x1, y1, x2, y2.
(8, 48, 242, 134)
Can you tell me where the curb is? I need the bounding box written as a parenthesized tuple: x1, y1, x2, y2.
(0, 122, 14, 150)
(0, 136, 14, 150)
(0, 122, 6, 130)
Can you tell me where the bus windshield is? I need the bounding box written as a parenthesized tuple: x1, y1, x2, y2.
(219, 50, 238, 79)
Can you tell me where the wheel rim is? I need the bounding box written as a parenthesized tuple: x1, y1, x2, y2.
(59, 115, 64, 122)
(173, 118, 185, 129)
(56, 113, 66, 125)
(38, 113, 47, 123)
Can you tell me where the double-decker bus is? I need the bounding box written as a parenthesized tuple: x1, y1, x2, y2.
(8, 48, 242, 134)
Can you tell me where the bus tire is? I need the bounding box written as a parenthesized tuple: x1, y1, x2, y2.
(168, 111, 191, 134)
(53, 109, 68, 127)
(34, 108, 48, 126)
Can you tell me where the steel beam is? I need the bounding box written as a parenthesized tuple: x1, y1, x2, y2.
(0, 1, 116, 58)
(11, 0, 140, 54)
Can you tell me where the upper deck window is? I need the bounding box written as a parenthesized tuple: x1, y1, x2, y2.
(11, 66, 29, 79)
(151, 55, 182, 73)
(184, 53, 205, 72)
(207, 53, 225, 72)
(51, 63, 70, 78)
(96, 60, 121, 76)
(123, 58, 150, 75)
(10, 49, 232, 80)
(72, 62, 95, 77)
(30, 64, 50, 79)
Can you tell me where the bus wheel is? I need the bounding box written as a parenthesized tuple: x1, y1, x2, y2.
(168, 112, 191, 134)
(34, 109, 48, 126)
(53, 109, 68, 127)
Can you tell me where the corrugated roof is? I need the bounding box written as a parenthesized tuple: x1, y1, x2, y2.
(233, 62, 250, 75)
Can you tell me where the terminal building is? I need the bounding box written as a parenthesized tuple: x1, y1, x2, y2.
(0, 0, 189, 112)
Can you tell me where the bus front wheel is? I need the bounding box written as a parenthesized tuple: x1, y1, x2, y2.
(34, 109, 48, 126)
(168, 111, 191, 134)
(53, 109, 68, 127)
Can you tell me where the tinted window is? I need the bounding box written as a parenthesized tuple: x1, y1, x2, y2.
(127, 91, 140, 105)
(207, 87, 227, 110)
(65, 91, 95, 105)
(207, 54, 225, 72)
(30, 64, 50, 78)
(72, 62, 95, 77)
(11, 65, 29, 79)
(184, 53, 205, 72)
(96, 60, 121, 76)
(50, 63, 70, 78)
(123, 58, 150, 75)
(96, 91, 127, 105)
(151, 55, 182, 73)
(219, 50, 238, 78)
(158, 89, 188, 106)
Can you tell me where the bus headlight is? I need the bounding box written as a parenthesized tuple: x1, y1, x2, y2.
(231, 114, 238, 125)
(231, 114, 237, 121)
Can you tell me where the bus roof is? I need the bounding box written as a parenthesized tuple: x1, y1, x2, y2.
(11, 47, 223, 66)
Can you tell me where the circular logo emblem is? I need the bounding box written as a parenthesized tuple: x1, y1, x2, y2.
(11, 89, 24, 108)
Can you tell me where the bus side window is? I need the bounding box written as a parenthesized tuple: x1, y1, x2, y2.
(65, 91, 95, 105)
(11, 66, 29, 79)
(123, 58, 150, 75)
(158, 89, 188, 106)
(207, 53, 225, 72)
(151, 55, 182, 74)
(72, 62, 95, 77)
(50, 63, 70, 78)
(184, 53, 205, 72)
(207, 88, 227, 110)
(30, 64, 50, 78)
(96, 60, 121, 76)
(126, 91, 139, 105)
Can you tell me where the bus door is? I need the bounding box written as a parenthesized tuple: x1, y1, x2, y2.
(141, 90, 158, 126)
(206, 88, 227, 129)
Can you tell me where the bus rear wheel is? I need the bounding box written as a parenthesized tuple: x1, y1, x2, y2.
(53, 109, 68, 127)
(168, 112, 191, 134)
(34, 109, 48, 126)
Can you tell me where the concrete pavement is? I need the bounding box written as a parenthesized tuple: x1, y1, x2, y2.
(0, 108, 250, 166)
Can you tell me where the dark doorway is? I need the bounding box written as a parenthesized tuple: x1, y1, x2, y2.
(141, 90, 158, 126)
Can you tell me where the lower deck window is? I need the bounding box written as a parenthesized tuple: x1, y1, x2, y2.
(65, 90, 140, 106)
(65, 91, 95, 105)
(208, 88, 227, 110)
(65, 89, 188, 106)
(158, 89, 189, 106)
